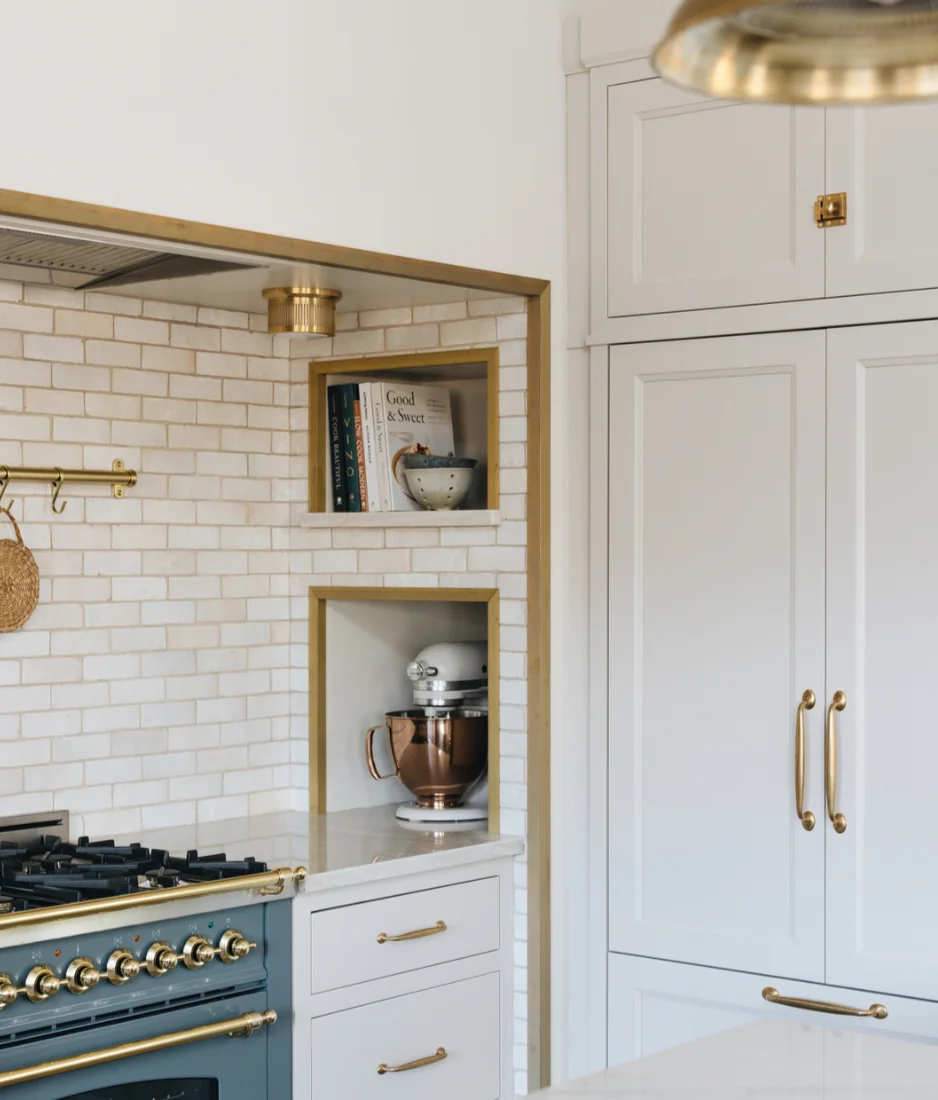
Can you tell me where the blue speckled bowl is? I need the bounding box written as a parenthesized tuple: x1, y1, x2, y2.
(400, 454, 479, 470)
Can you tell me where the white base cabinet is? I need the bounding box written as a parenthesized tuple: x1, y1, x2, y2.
(293, 857, 515, 1100)
(608, 954, 938, 1067)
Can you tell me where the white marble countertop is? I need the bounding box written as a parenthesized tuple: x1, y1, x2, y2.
(536, 1020, 938, 1098)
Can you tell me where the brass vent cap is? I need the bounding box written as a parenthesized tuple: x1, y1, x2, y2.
(262, 286, 342, 336)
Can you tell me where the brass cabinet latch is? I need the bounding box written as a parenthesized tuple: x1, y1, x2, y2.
(815, 192, 847, 228)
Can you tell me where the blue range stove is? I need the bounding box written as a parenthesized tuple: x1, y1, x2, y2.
(0, 812, 305, 1100)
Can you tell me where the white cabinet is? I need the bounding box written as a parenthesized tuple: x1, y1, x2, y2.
(607, 331, 826, 981)
(599, 75, 824, 317)
(826, 104, 938, 297)
(608, 955, 938, 1066)
(826, 321, 938, 999)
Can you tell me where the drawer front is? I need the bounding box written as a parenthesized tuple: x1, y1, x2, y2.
(310, 972, 500, 1100)
(310, 876, 499, 993)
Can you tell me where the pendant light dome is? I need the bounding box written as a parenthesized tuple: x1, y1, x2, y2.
(654, 1, 938, 105)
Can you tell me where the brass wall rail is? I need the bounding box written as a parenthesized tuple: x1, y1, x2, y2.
(0, 460, 137, 511)
(0, 867, 307, 932)
(0, 1010, 277, 1088)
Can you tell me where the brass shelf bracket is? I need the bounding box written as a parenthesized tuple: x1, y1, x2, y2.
(0, 460, 137, 513)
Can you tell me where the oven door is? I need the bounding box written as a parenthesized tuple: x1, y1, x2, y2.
(0, 994, 278, 1100)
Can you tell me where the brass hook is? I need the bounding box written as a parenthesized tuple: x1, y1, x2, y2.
(0, 466, 9, 509)
(50, 469, 67, 515)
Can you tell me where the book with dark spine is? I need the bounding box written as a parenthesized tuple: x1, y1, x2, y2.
(327, 385, 347, 512)
(338, 383, 361, 512)
(353, 395, 369, 511)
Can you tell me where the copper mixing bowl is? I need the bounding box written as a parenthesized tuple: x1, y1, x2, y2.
(366, 709, 488, 808)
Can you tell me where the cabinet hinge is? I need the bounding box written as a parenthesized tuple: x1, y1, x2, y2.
(815, 192, 847, 228)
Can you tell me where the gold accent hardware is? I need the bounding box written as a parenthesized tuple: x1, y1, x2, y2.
(653, 1, 938, 106)
(377, 920, 447, 944)
(24, 965, 60, 1003)
(0, 866, 307, 932)
(0, 974, 25, 1010)
(0, 1009, 277, 1088)
(106, 949, 140, 985)
(64, 957, 101, 995)
(795, 690, 816, 832)
(762, 987, 887, 1019)
(0, 462, 138, 512)
(377, 1047, 448, 1075)
(262, 286, 342, 336)
(182, 935, 222, 970)
(145, 942, 179, 978)
(815, 193, 847, 229)
(217, 929, 256, 963)
(826, 690, 848, 834)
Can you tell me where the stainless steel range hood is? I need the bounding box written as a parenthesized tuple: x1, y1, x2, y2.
(0, 226, 255, 289)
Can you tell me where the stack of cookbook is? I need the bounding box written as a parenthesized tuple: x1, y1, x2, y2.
(327, 381, 455, 512)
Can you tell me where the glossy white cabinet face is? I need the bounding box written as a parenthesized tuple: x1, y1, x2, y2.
(608, 954, 938, 1068)
(827, 105, 938, 297)
(607, 331, 826, 981)
(601, 77, 825, 317)
(826, 321, 938, 998)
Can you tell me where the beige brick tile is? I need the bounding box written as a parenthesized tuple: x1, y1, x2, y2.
(223, 378, 271, 405)
(359, 306, 412, 328)
(112, 366, 167, 396)
(247, 405, 289, 430)
(0, 333, 23, 357)
(412, 547, 468, 571)
(198, 307, 247, 329)
(0, 384, 22, 412)
(247, 356, 289, 382)
(386, 323, 440, 351)
(84, 340, 141, 368)
(85, 292, 142, 316)
(196, 351, 247, 379)
(25, 334, 83, 362)
(358, 548, 410, 572)
(332, 528, 385, 549)
(333, 329, 384, 356)
(221, 328, 273, 356)
(24, 285, 82, 308)
(334, 311, 359, 332)
(498, 341, 527, 367)
(197, 401, 246, 427)
(53, 416, 110, 444)
(413, 301, 467, 323)
(168, 424, 221, 450)
(0, 302, 53, 333)
(143, 345, 196, 374)
(0, 357, 47, 386)
(114, 316, 169, 345)
(143, 300, 198, 323)
(468, 296, 526, 317)
(170, 374, 221, 401)
(143, 396, 197, 424)
(54, 308, 113, 339)
(85, 393, 141, 420)
(497, 313, 528, 341)
(385, 528, 440, 548)
(440, 317, 497, 346)
(52, 362, 108, 391)
(113, 420, 166, 448)
(171, 323, 221, 351)
(221, 427, 270, 453)
(0, 412, 49, 440)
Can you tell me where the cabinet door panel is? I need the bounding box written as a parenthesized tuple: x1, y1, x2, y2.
(827, 321, 938, 997)
(608, 953, 938, 1069)
(827, 105, 938, 296)
(607, 332, 826, 980)
(604, 78, 824, 317)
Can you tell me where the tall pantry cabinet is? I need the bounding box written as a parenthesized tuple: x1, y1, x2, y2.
(579, 36, 938, 1070)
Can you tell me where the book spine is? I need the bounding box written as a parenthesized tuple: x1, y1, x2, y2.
(372, 384, 393, 511)
(327, 386, 347, 512)
(359, 384, 382, 512)
(338, 383, 361, 512)
(353, 397, 369, 512)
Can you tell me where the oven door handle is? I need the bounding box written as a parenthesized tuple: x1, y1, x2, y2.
(0, 1009, 277, 1089)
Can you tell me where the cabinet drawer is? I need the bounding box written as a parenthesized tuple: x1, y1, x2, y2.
(310, 972, 500, 1100)
(310, 877, 499, 993)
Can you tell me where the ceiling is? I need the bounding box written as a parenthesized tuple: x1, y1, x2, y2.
(0, 214, 500, 315)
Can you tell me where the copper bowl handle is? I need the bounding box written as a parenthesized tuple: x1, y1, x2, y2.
(365, 725, 398, 781)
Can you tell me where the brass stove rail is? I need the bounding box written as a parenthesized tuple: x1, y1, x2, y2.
(0, 1010, 277, 1088)
(0, 867, 308, 932)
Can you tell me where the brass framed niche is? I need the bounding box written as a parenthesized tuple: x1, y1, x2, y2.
(308, 586, 499, 832)
(308, 348, 500, 515)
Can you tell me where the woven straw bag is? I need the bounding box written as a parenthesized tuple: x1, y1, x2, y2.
(0, 507, 39, 633)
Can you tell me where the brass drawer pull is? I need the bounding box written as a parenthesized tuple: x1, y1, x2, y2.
(763, 987, 887, 1019)
(826, 691, 848, 833)
(378, 1047, 448, 1075)
(0, 1010, 276, 1088)
(795, 690, 817, 831)
(377, 920, 446, 944)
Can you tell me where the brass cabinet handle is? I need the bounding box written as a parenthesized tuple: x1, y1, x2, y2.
(795, 690, 817, 831)
(377, 920, 446, 944)
(826, 691, 848, 833)
(378, 1047, 448, 1075)
(0, 1009, 277, 1088)
(763, 986, 886, 1019)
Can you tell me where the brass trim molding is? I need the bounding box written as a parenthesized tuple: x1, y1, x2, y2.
(308, 586, 499, 832)
(0, 867, 307, 932)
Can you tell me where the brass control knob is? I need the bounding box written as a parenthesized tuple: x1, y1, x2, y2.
(65, 957, 101, 995)
(218, 929, 257, 964)
(25, 965, 61, 1002)
(182, 935, 221, 970)
(145, 941, 179, 977)
(106, 949, 141, 985)
(0, 973, 21, 1010)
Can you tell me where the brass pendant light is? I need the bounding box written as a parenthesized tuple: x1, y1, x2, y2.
(654, 1, 938, 105)
(262, 287, 342, 336)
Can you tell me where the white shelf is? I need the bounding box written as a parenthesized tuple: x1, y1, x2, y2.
(298, 509, 500, 529)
